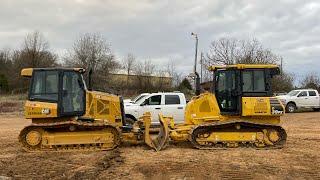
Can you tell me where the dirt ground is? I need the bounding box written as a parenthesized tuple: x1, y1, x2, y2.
(0, 112, 320, 180)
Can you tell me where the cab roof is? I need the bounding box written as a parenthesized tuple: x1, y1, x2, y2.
(208, 64, 279, 71)
(21, 68, 85, 77)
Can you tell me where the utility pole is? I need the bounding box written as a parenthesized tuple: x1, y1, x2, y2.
(191, 32, 200, 95)
(191, 32, 198, 74)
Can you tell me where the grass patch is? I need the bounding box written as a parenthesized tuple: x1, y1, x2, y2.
(0, 94, 26, 113)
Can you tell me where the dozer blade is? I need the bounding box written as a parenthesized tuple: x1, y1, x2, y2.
(140, 112, 170, 151)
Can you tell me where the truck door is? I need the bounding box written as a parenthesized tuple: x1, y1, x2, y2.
(141, 95, 162, 124)
(307, 90, 319, 107)
(161, 94, 185, 124)
(296, 91, 308, 107)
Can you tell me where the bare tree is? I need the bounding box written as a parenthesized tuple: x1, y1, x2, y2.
(206, 38, 280, 65)
(15, 31, 57, 68)
(272, 72, 295, 93)
(10, 31, 57, 92)
(65, 33, 119, 89)
(238, 39, 279, 64)
(0, 49, 12, 93)
(65, 33, 114, 70)
(122, 53, 136, 75)
(134, 60, 156, 92)
(166, 60, 182, 88)
(300, 72, 320, 91)
(206, 38, 238, 65)
(0, 49, 12, 74)
(121, 53, 136, 92)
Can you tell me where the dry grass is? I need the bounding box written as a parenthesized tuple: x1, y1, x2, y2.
(0, 94, 25, 113)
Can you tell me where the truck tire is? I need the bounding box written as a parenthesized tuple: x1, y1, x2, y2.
(124, 117, 135, 126)
(286, 103, 296, 113)
(313, 108, 320, 112)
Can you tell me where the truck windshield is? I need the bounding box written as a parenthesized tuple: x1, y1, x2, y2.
(133, 94, 147, 103)
(287, 90, 299, 96)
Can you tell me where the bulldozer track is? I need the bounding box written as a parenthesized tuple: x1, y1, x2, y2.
(19, 120, 121, 152)
(189, 120, 287, 150)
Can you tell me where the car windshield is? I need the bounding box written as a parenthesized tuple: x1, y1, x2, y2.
(287, 90, 299, 96)
(135, 95, 149, 105)
(133, 95, 147, 103)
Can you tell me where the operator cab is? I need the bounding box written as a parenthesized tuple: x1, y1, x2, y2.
(211, 64, 280, 115)
(22, 68, 86, 117)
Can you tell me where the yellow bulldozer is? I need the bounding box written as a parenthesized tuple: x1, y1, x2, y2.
(19, 64, 286, 151)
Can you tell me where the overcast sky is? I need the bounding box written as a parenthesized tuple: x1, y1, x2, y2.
(0, 0, 319, 81)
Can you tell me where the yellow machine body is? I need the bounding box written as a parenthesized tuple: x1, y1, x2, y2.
(82, 91, 123, 126)
(24, 101, 58, 119)
(19, 67, 161, 152)
(19, 68, 125, 151)
(141, 64, 287, 150)
(184, 93, 283, 125)
(24, 91, 122, 125)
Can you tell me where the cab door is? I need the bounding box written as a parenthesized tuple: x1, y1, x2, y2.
(306, 90, 319, 107)
(59, 71, 85, 117)
(295, 91, 308, 107)
(141, 95, 163, 124)
(215, 70, 240, 114)
(161, 94, 185, 123)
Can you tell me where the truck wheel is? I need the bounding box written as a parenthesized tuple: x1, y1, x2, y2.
(286, 103, 296, 113)
(124, 117, 135, 126)
(313, 108, 320, 112)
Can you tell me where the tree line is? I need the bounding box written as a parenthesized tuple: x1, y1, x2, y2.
(0, 31, 187, 95)
(0, 31, 318, 95)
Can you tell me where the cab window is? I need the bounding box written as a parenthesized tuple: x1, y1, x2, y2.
(298, 91, 307, 97)
(308, 91, 316, 96)
(242, 70, 265, 92)
(30, 71, 58, 101)
(145, 95, 161, 105)
(165, 95, 180, 105)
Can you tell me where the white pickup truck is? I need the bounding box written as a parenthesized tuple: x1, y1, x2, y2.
(276, 89, 320, 113)
(124, 92, 187, 125)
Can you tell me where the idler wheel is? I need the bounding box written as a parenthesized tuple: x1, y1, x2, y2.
(26, 129, 42, 146)
(267, 129, 280, 143)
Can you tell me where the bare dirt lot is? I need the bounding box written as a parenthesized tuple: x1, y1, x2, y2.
(0, 112, 320, 179)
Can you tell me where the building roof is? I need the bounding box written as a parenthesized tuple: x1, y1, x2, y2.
(208, 64, 279, 71)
